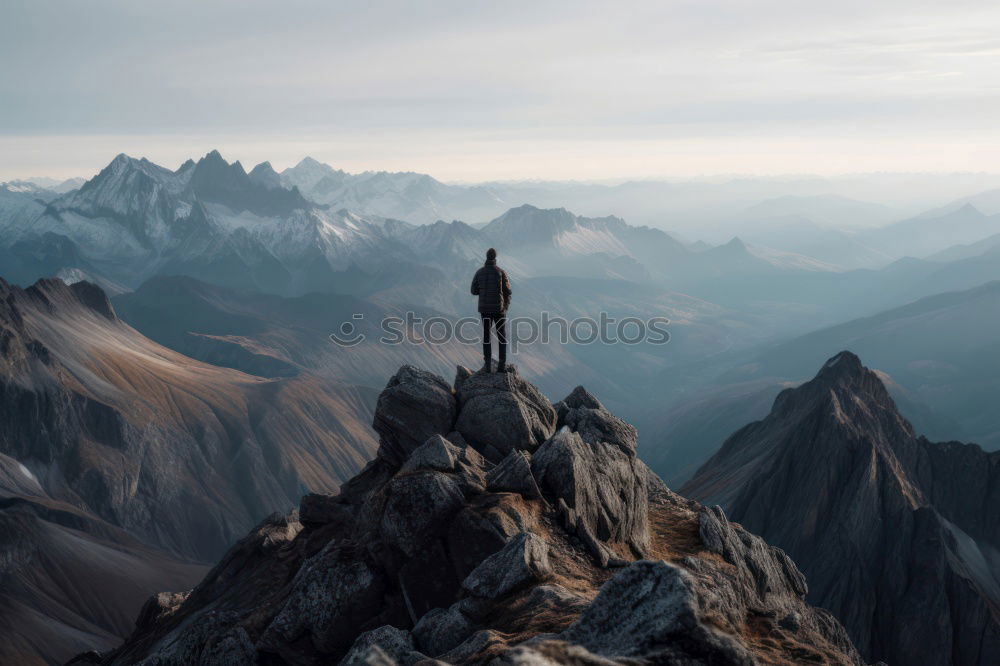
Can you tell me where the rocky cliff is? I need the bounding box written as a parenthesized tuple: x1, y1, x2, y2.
(683, 351, 1000, 666)
(79, 365, 867, 665)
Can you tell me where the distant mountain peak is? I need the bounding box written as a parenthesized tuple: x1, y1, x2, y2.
(815, 349, 864, 380)
(248, 161, 282, 189)
(684, 352, 1000, 665)
(296, 156, 325, 168)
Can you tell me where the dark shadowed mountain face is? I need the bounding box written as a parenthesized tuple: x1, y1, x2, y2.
(0, 465, 206, 666)
(79, 365, 866, 666)
(682, 352, 1000, 666)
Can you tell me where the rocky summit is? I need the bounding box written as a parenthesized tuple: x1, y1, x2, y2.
(76, 364, 867, 666)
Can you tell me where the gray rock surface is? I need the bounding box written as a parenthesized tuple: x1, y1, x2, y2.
(463, 532, 552, 599)
(558, 386, 637, 456)
(400, 434, 461, 473)
(92, 364, 868, 666)
(454, 367, 556, 456)
(261, 541, 385, 655)
(374, 365, 457, 466)
(532, 428, 649, 559)
(486, 450, 543, 499)
(380, 471, 466, 557)
(413, 604, 478, 656)
(341, 626, 424, 666)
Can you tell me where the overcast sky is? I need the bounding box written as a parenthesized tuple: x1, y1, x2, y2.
(2, 0, 999, 181)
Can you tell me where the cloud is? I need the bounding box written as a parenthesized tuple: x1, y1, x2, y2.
(2, 0, 998, 179)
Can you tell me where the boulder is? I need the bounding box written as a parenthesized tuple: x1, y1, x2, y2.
(438, 629, 509, 664)
(380, 471, 465, 557)
(454, 367, 557, 456)
(261, 541, 385, 655)
(133, 611, 256, 665)
(340, 626, 424, 666)
(532, 428, 649, 558)
(413, 603, 478, 656)
(400, 435, 460, 473)
(299, 492, 352, 528)
(462, 532, 552, 599)
(560, 560, 751, 664)
(374, 366, 456, 466)
(486, 450, 543, 500)
(558, 386, 637, 456)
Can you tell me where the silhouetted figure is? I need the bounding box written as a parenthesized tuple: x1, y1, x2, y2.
(470, 247, 512, 372)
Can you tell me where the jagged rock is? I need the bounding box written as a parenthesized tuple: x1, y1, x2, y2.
(299, 492, 352, 528)
(454, 365, 473, 395)
(463, 532, 552, 599)
(260, 541, 385, 655)
(95, 364, 868, 666)
(559, 560, 751, 664)
(380, 471, 466, 557)
(374, 366, 457, 466)
(341, 626, 425, 666)
(493, 584, 590, 635)
(562, 386, 603, 410)
(413, 603, 478, 656)
(454, 366, 557, 456)
(438, 629, 509, 664)
(532, 428, 649, 558)
(135, 611, 256, 665)
(486, 450, 543, 499)
(698, 504, 737, 563)
(400, 434, 460, 473)
(446, 496, 536, 582)
(558, 386, 637, 456)
(132, 591, 189, 633)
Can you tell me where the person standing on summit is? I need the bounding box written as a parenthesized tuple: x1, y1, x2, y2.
(471, 247, 512, 373)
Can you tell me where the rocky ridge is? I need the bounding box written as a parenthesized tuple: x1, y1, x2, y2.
(683, 351, 1000, 666)
(80, 365, 867, 665)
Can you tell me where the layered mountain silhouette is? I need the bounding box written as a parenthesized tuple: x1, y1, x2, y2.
(73, 365, 866, 665)
(683, 351, 1000, 665)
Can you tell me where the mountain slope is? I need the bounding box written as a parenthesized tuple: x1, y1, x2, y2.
(683, 352, 1000, 665)
(0, 473, 206, 666)
(0, 277, 378, 563)
(859, 203, 1000, 259)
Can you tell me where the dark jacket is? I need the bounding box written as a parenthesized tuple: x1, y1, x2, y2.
(471, 260, 512, 314)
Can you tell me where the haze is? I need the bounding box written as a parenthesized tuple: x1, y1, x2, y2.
(3, 0, 1000, 181)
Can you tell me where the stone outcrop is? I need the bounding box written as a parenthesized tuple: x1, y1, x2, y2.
(684, 351, 1000, 666)
(454, 365, 557, 458)
(374, 366, 457, 466)
(81, 364, 868, 666)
